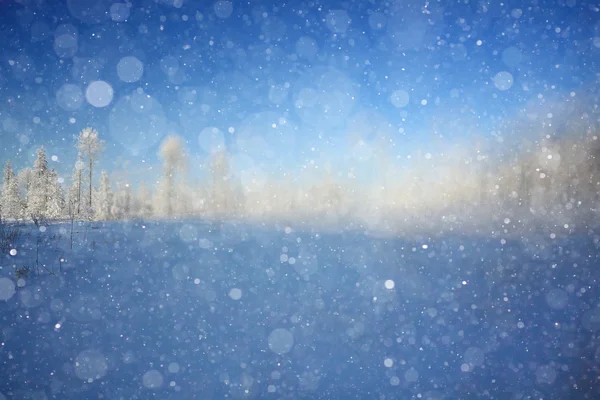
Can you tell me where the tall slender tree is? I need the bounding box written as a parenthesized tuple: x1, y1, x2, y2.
(68, 153, 85, 216)
(77, 127, 105, 209)
(1, 161, 21, 220)
(95, 170, 113, 220)
(158, 135, 186, 217)
(209, 150, 234, 216)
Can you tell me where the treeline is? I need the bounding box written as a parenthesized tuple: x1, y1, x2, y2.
(1, 126, 599, 232)
(1, 127, 104, 223)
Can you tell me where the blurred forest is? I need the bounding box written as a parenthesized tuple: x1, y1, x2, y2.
(1, 93, 599, 236)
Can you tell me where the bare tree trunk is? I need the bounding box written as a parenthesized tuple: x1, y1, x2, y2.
(89, 157, 93, 208)
(77, 170, 81, 215)
(520, 160, 530, 210)
(165, 167, 173, 217)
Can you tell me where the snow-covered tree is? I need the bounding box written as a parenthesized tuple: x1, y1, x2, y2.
(137, 183, 153, 218)
(112, 182, 132, 220)
(28, 146, 49, 218)
(68, 153, 85, 217)
(1, 161, 21, 220)
(46, 168, 65, 219)
(158, 135, 186, 217)
(17, 168, 33, 218)
(77, 127, 105, 209)
(208, 150, 240, 217)
(95, 170, 113, 220)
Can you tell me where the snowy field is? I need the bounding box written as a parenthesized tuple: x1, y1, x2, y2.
(1, 221, 599, 399)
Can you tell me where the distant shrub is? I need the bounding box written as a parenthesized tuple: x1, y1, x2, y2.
(31, 212, 48, 227)
(15, 265, 30, 279)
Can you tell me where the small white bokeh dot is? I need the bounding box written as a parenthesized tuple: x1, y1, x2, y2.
(384, 280, 395, 289)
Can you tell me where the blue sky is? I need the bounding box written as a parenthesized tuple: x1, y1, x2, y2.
(0, 0, 598, 185)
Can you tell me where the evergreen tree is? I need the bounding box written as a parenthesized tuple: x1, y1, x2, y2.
(46, 168, 65, 219)
(17, 168, 33, 218)
(28, 146, 49, 218)
(1, 161, 21, 220)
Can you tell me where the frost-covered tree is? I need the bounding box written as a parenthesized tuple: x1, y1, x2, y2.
(137, 183, 153, 218)
(28, 146, 49, 218)
(158, 135, 186, 217)
(95, 170, 113, 220)
(208, 150, 239, 217)
(77, 127, 105, 209)
(1, 161, 21, 220)
(17, 167, 33, 218)
(68, 153, 85, 217)
(112, 182, 131, 220)
(46, 168, 65, 219)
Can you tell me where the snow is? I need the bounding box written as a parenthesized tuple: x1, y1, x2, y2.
(56, 84, 84, 111)
(198, 127, 226, 154)
(1, 0, 599, 396)
(268, 328, 295, 354)
(116, 56, 144, 83)
(108, 91, 167, 152)
(110, 2, 130, 22)
(0, 277, 16, 300)
(545, 288, 569, 309)
(325, 10, 352, 33)
(214, 1, 233, 19)
(66, 0, 111, 24)
(142, 369, 164, 389)
(390, 90, 410, 108)
(463, 347, 485, 367)
(85, 81, 114, 108)
(74, 350, 109, 381)
(0, 220, 597, 397)
(228, 287, 242, 300)
(53, 24, 78, 58)
(493, 72, 514, 91)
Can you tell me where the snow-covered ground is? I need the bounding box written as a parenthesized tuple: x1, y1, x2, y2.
(0, 221, 599, 399)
